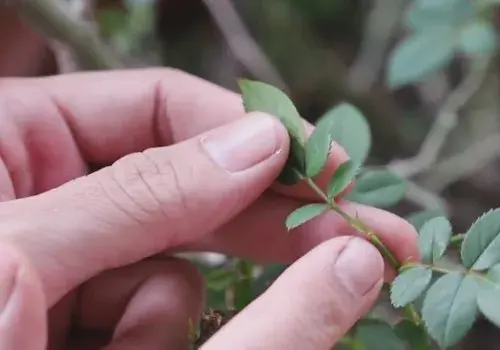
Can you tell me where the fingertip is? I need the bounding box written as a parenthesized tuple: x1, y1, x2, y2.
(201, 236, 384, 349)
(246, 111, 290, 141)
(333, 237, 384, 297)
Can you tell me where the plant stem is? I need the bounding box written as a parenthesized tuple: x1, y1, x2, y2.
(450, 233, 466, 247)
(233, 259, 254, 310)
(10, 0, 123, 70)
(303, 176, 400, 270)
(301, 174, 423, 325)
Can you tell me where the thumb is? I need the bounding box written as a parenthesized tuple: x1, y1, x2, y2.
(0, 242, 47, 350)
(201, 237, 384, 350)
(2, 112, 289, 306)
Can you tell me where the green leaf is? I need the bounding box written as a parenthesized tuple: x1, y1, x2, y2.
(406, 209, 447, 231)
(238, 79, 306, 185)
(355, 319, 405, 350)
(421, 273, 479, 347)
(461, 208, 500, 270)
(404, 0, 476, 32)
(305, 120, 334, 178)
(390, 267, 433, 308)
(418, 216, 453, 264)
(345, 170, 406, 208)
(316, 103, 371, 167)
(394, 320, 430, 350)
(458, 20, 498, 55)
(127, 3, 155, 36)
(386, 28, 457, 88)
(278, 138, 306, 185)
(285, 203, 329, 231)
(96, 8, 129, 38)
(205, 268, 238, 291)
(327, 160, 358, 199)
(477, 264, 500, 327)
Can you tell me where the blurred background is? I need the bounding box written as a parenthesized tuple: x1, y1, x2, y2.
(1, 0, 500, 348)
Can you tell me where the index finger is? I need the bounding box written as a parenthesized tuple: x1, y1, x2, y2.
(1, 68, 349, 200)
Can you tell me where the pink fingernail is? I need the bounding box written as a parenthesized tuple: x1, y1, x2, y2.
(201, 113, 283, 172)
(334, 238, 384, 296)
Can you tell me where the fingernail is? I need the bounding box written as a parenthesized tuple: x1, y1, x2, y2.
(201, 113, 283, 172)
(0, 251, 17, 314)
(334, 238, 383, 296)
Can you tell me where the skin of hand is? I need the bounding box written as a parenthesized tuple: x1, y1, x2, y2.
(0, 68, 419, 350)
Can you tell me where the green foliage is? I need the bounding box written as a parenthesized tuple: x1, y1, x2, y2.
(96, 9, 129, 38)
(387, 28, 457, 88)
(461, 208, 500, 270)
(421, 274, 479, 347)
(205, 268, 239, 291)
(345, 170, 407, 208)
(477, 264, 500, 327)
(394, 320, 430, 350)
(327, 160, 358, 199)
(406, 209, 447, 231)
(285, 203, 329, 230)
(387, 0, 499, 88)
(305, 115, 336, 178)
(316, 103, 372, 167)
(390, 267, 433, 308)
(404, 0, 476, 31)
(354, 319, 405, 350)
(96, 2, 156, 43)
(418, 217, 453, 263)
(239, 79, 306, 184)
(191, 78, 500, 349)
(458, 20, 498, 55)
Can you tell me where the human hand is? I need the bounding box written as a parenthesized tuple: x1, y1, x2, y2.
(0, 68, 418, 349)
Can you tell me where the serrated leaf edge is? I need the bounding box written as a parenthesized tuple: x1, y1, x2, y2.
(285, 203, 329, 231)
(461, 208, 500, 268)
(390, 267, 432, 308)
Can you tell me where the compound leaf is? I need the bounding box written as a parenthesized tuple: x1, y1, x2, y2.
(239, 79, 306, 185)
(390, 266, 433, 308)
(418, 216, 453, 263)
(345, 170, 406, 208)
(461, 208, 500, 270)
(422, 273, 479, 347)
(327, 160, 358, 199)
(285, 203, 328, 231)
(477, 263, 500, 328)
(316, 103, 371, 167)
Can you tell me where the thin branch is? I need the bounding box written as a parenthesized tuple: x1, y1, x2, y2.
(201, 0, 288, 92)
(9, 0, 123, 70)
(364, 165, 449, 211)
(424, 133, 500, 191)
(348, 0, 406, 92)
(388, 55, 492, 178)
(404, 180, 449, 211)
